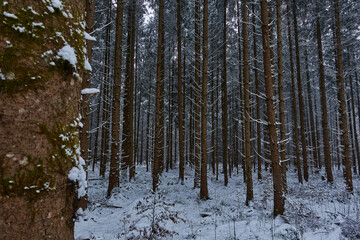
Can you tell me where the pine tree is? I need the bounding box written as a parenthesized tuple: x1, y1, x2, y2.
(315, 2, 333, 183)
(194, 0, 201, 188)
(177, 0, 185, 184)
(292, 0, 309, 182)
(200, 0, 209, 200)
(242, 0, 253, 204)
(261, 0, 285, 216)
(153, 0, 165, 191)
(334, 0, 353, 192)
(107, 0, 124, 197)
(222, 0, 229, 187)
(276, 0, 287, 192)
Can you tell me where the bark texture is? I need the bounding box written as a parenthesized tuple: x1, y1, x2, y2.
(0, 0, 85, 239)
(316, 3, 333, 182)
(108, 0, 124, 197)
(261, 0, 285, 216)
(200, 0, 209, 200)
(242, 0, 253, 204)
(276, 0, 287, 192)
(292, 0, 309, 182)
(177, 0, 185, 184)
(222, 0, 228, 187)
(334, 0, 353, 192)
(153, 0, 165, 191)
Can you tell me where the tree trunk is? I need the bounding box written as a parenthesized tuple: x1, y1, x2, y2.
(304, 48, 319, 173)
(100, 2, 112, 177)
(251, 4, 262, 181)
(286, 6, 302, 183)
(222, 0, 229, 187)
(194, 0, 201, 188)
(261, 0, 285, 216)
(107, 0, 124, 197)
(177, 0, 185, 184)
(276, 0, 287, 193)
(316, 2, 333, 182)
(0, 0, 85, 238)
(292, 0, 309, 182)
(78, 0, 96, 210)
(242, 0, 253, 205)
(123, 0, 136, 182)
(200, 0, 209, 200)
(348, 53, 360, 174)
(153, 0, 165, 191)
(334, 0, 353, 192)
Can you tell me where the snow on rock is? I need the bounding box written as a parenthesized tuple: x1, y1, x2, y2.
(84, 32, 96, 41)
(57, 44, 77, 68)
(81, 88, 99, 95)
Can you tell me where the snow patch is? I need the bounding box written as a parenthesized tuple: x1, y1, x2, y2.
(84, 32, 96, 41)
(3, 11, 17, 19)
(28, 6, 39, 15)
(57, 44, 77, 68)
(12, 25, 25, 32)
(47, 6, 55, 13)
(0, 69, 5, 80)
(84, 58, 92, 71)
(32, 22, 44, 28)
(51, 0, 63, 10)
(81, 88, 100, 95)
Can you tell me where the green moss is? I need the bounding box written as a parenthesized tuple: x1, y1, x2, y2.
(0, 117, 81, 203)
(0, 157, 55, 203)
(0, 2, 87, 95)
(37, 120, 81, 175)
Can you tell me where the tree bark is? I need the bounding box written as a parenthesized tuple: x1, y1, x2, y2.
(0, 0, 85, 238)
(222, 0, 229, 187)
(107, 0, 124, 197)
(276, 0, 287, 193)
(123, 0, 136, 181)
(286, 5, 302, 183)
(252, 4, 262, 181)
(200, 0, 209, 200)
(292, 0, 309, 182)
(316, 2, 333, 182)
(177, 0, 185, 184)
(334, 0, 353, 192)
(153, 0, 165, 191)
(79, 0, 96, 210)
(100, 1, 112, 177)
(261, 0, 285, 216)
(242, 0, 253, 205)
(304, 48, 319, 173)
(194, 0, 201, 188)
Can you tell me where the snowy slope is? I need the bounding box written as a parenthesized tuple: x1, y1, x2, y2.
(75, 165, 360, 240)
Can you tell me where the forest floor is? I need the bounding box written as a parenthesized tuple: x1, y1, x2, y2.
(75, 164, 360, 240)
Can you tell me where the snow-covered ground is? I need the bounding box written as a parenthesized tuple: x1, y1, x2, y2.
(75, 165, 360, 240)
